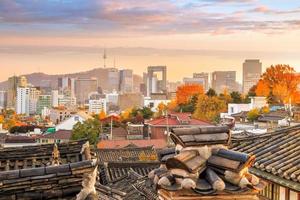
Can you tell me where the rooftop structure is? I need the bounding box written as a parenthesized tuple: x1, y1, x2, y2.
(231, 125, 300, 195)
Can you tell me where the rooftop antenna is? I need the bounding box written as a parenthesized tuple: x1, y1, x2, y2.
(113, 57, 116, 68)
(103, 49, 107, 68)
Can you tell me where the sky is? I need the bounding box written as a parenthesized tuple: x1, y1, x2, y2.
(1, 0, 300, 82)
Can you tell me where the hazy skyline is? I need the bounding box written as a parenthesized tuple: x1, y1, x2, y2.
(1, 0, 300, 82)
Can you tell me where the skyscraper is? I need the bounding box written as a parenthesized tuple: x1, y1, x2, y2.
(183, 72, 209, 91)
(108, 68, 120, 92)
(58, 77, 75, 97)
(16, 87, 30, 115)
(74, 78, 98, 105)
(243, 59, 262, 94)
(7, 76, 18, 109)
(119, 69, 133, 93)
(0, 91, 7, 109)
(147, 66, 167, 96)
(211, 71, 237, 94)
(29, 87, 41, 114)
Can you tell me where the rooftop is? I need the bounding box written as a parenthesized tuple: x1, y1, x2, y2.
(146, 112, 212, 126)
(231, 125, 300, 192)
(97, 139, 167, 149)
(38, 129, 72, 140)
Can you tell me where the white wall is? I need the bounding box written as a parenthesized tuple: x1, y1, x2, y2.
(55, 115, 86, 131)
(144, 98, 170, 112)
(228, 103, 251, 115)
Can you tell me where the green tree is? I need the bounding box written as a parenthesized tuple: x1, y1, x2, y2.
(131, 107, 154, 120)
(230, 91, 242, 103)
(247, 108, 260, 122)
(206, 88, 217, 97)
(71, 119, 101, 145)
(193, 95, 227, 123)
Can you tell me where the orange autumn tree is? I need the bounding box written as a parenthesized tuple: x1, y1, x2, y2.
(255, 80, 270, 97)
(176, 84, 204, 105)
(259, 64, 300, 104)
(167, 99, 177, 111)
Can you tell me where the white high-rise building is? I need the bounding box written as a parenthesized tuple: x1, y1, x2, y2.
(0, 91, 7, 109)
(16, 87, 30, 115)
(51, 90, 59, 107)
(89, 98, 107, 114)
(29, 87, 41, 114)
(105, 90, 119, 105)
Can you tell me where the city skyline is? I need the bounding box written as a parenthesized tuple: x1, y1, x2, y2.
(1, 0, 300, 82)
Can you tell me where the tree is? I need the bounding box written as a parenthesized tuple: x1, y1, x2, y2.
(193, 95, 227, 123)
(255, 80, 270, 97)
(219, 88, 232, 104)
(206, 88, 217, 97)
(71, 119, 101, 145)
(130, 107, 154, 123)
(120, 108, 133, 122)
(98, 111, 107, 121)
(272, 83, 289, 104)
(261, 64, 295, 90)
(259, 64, 299, 104)
(167, 99, 178, 111)
(260, 106, 270, 114)
(230, 91, 242, 103)
(176, 84, 204, 105)
(156, 102, 168, 117)
(247, 108, 260, 122)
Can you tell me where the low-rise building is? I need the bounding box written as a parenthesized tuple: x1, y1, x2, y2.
(55, 112, 91, 131)
(89, 98, 106, 114)
(145, 112, 212, 140)
(144, 96, 170, 112)
(36, 130, 72, 144)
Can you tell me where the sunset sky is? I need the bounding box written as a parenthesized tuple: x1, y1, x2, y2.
(1, 0, 300, 82)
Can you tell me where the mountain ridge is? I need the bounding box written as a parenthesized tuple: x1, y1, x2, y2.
(0, 67, 143, 92)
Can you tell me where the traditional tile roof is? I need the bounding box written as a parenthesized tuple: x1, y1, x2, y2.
(0, 140, 87, 171)
(257, 110, 289, 122)
(3, 135, 36, 143)
(97, 139, 167, 149)
(38, 129, 72, 140)
(100, 162, 160, 184)
(0, 160, 97, 199)
(231, 111, 248, 118)
(146, 112, 212, 127)
(98, 164, 158, 200)
(231, 125, 300, 192)
(149, 126, 265, 199)
(97, 146, 158, 164)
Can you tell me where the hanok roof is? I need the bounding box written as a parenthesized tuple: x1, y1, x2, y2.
(97, 139, 167, 149)
(100, 161, 160, 184)
(170, 126, 231, 147)
(231, 125, 300, 192)
(38, 129, 72, 140)
(98, 163, 158, 200)
(4, 135, 36, 143)
(0, 140, 87, 171)
(97, 146, 158, 164)
(146, 112, 212, 127)
(0, 160, 97, 199)
(257, 110, 289, 122)
(231, 111, 248, 118)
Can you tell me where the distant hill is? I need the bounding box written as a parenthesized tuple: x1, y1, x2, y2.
(0, 67, 143, 92)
